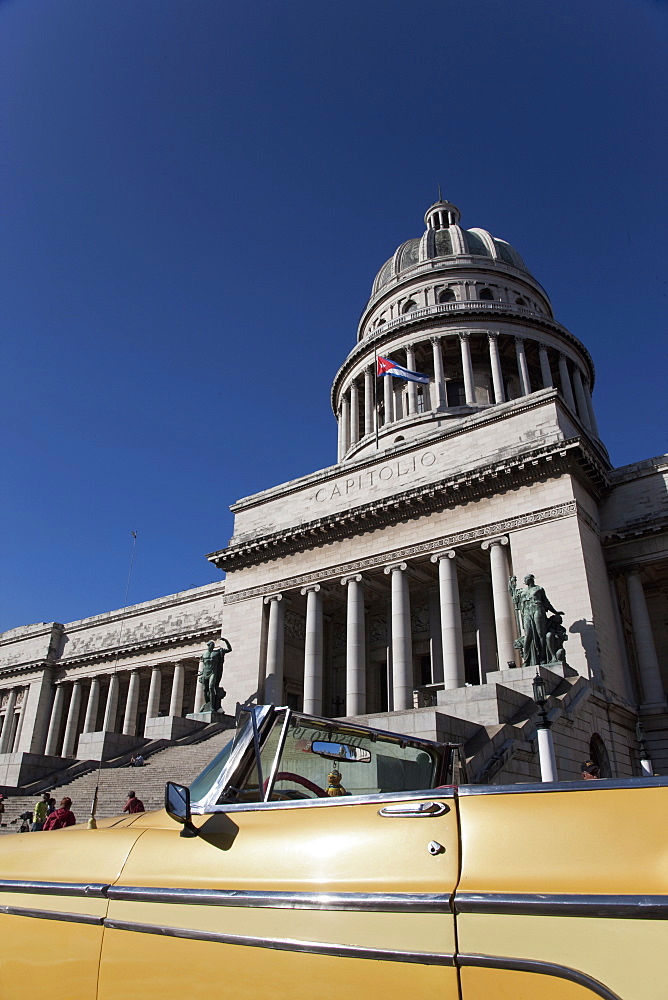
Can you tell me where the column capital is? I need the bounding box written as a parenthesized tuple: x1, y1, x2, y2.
(514, 333, 527, 342)
(300, 583, 321, 596)
(538, 341, 549, 352)
(458, 331, 470, 341)
(430, 334, 442, 345)
(481, 535, 509, 550)
(487, 330, 499, 340)
(340, 573, 363, 586)
(430, 549, 456, 563)
(384, 561, 408, 575)
(264, 592, 284, 605)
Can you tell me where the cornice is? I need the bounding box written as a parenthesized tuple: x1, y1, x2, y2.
(211, 439, 609, 574)
(223, 500, 595, 605)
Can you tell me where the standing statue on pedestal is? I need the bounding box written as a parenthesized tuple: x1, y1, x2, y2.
(198, 638, 232, 713)
(509, 575, 564, 666)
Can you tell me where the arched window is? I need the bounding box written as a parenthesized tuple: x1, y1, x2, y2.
(589, 734, 611, 778)
(515, 296, 526, 306)
(478, 287, 494, 301)
(402, 300, 417, 314)
(376, 317, 386, 326)
(394, 435, 405, 443)
(438, 288, 456, 303)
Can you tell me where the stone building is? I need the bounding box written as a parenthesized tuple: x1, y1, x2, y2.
(1, 197, 666, 786)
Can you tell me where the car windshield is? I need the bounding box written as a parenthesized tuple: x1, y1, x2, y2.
(188, 716, 251, 803)
(233, 714, 439, 802)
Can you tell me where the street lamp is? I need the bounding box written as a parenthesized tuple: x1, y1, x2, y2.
(635, 722, 654, 778)
(532, 671, 558, 782)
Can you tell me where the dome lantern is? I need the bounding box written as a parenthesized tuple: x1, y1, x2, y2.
(424, 198, 461, 230)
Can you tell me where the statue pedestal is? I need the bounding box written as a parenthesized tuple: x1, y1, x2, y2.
(186, 710, 232, 726)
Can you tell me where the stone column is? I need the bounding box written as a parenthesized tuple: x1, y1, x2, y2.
(431, 551, 465, 690)
(342, 574, 365, 715)
(349, 381, 359, 446)
(103, 674, 120, 733)
(383, 367, 393, 425)
(0, 689, 18, 754)
(431, 336, 446, 409)
(340, 394, 350, 458)
(626, 571, 666, 707)
(571, 367, 592, 430)
(122, 671, 141, 736)
(384, 563, 413, 711)
(364, 367, 375, 436)
(558, 353, 577, 412)
(301, 585, 323, 715)
(481, 536, 516, 668)
(488, 333, 505, 403)
(61, 682, 82, 757)
(44, 685, 66, 757)
(264, 594, 285, 705)
(472, 576, 496, 682)
(515, 337, 531, 395)
(83, 677, 100, 734)
(539, 344, 553, 388)
(428, 588, 444, 684)
(459, 333, 476, 405)
(337, 407, 343, 462)
(146, 665, 162, 722)
(405, 344, 418, 415)
(169, 662, 185, 717)
(584, 379, 600, 438)
(192, 668, 206, 713)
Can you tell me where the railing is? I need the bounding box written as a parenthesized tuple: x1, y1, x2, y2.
(366, 300, 546, 338)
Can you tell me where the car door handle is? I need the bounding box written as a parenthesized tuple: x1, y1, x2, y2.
(378, 801, 449, 817)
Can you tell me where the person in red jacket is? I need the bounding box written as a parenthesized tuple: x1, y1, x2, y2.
(123, 791, 145, 814)
(43, 797, 76, 830)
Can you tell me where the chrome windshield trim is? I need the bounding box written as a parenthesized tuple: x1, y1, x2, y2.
(0, 879, 110, 898)
(195, 704, 274, 812)
(458, 953, 622, 1000)
(104, 918, 455, 964)
(191, 787, 455, 815)
(455, 892, 668, 919)
(458, 775, 668, 795)
(263, 708, 291, 802)
(107, 886, 452, 912)
(0, 904, 103, 926)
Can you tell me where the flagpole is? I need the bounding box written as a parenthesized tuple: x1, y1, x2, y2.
(374, 344, 379, 450)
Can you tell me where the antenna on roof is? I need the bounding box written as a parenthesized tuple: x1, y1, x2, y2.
(438, 183, 443, 202)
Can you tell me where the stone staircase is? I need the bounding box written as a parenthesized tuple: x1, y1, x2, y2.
(0, 725, 235, 833)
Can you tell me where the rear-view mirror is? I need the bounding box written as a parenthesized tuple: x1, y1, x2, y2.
(165, 781, 191, 824)
(311, 740, 371, 763)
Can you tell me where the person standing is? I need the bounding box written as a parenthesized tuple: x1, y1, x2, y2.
(43, 797, 76, 830)
(123, 791, 145, 813)
(31, 792, 51, 831)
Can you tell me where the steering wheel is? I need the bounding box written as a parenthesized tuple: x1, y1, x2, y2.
(263, 772, 326, 798)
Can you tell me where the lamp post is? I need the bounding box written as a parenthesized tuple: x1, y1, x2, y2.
(635, 722, 654, 778)
(532, 671, 558, 782)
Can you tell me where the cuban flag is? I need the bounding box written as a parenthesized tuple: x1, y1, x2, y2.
(376, 355, 430, 384)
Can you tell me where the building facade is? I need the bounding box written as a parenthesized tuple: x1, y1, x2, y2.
(2, 198, 667, 786)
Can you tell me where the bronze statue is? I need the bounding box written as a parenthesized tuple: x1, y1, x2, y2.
(545, 612, 568, 664)
(198, 638, 232, 713)
(509, 575, 563, 666)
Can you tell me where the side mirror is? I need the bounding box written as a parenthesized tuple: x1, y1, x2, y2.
(165, 781, 197, 837)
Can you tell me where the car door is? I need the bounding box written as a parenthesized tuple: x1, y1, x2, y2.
(98, 712, 461, 1000)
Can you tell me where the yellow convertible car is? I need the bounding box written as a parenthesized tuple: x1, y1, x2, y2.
(0, 704, 666, 1000)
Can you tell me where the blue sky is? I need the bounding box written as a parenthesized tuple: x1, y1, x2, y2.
(1, 0, 666, 631)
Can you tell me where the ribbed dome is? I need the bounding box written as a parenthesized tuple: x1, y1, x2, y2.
(372, 199, 530, 295)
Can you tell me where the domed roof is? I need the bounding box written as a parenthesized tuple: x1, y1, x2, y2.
(372, 198, 530, 296)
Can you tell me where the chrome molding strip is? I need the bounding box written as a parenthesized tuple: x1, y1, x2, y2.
(104, 918, 455, 965)
(0, 904, 103, 926)
(458, 775, 668, 795)
(0, 879, 110, 898)
(193, 787, 455, 815)
(458, 953, 622, 1000)
(107, 886, 453, 913)
(456, 891, 668, 920)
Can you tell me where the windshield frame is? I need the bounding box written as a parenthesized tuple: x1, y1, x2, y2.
(191, 704, 275, 812)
